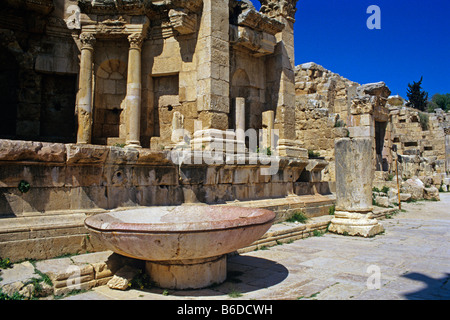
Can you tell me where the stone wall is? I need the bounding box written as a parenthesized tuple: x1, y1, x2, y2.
(389, 102, 450, 186)
(294, 62, 357, 181)
(294, 62, 449, 187)
(0, 139, 332, 217)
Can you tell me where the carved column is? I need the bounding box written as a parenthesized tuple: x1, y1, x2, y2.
(76, 33, 95, 144)
(125, 32, 144, 148)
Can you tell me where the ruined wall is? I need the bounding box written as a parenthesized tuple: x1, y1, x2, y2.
(294, 62, 450, 186)
(389, 103, 450, 185)
(294, 62, 358, 182)
(0, 139, 330, 218)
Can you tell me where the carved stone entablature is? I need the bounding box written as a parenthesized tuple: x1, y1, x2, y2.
(78, 0, 146, 15)
(259, 0, 299, 22)
(78, 0, 203, 16)
(168, 8, 197, 35)
(236, 8, 284, 36)
(166, 0, 203, 13)
(81, 15, 149, 39)
(230, 25, 276, 57)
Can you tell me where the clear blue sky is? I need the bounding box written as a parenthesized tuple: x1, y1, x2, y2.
(250, 0, 450, 98)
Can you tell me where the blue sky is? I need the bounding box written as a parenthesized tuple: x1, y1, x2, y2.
(250, 0, 450, 98)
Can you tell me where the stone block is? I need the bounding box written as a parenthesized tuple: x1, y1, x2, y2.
(107, 265, 141, 291)
(334, 138, 373, 212)
(0, 139, 66, 163)
(66, 144, 109, 164)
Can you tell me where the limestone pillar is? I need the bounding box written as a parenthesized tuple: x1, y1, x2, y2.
(262, 110, 275, 150)
(328, 137, 384, 237)
(76, 33, 95, 144)
(235, 97, 245, 143)
(125, 33, 144, 148)
(196, 0, 230, 130)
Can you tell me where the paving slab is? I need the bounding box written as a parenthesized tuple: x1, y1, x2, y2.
(2, 194, 448, 301)
(58, 193, 450, 300)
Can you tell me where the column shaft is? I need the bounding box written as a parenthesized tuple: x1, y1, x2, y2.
(76, 33, 95, 144)
(235, 97, 245, 143)
(125, 33, 143, 148)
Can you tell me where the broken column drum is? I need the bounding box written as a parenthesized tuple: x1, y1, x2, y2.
(328, 137, 384, 237)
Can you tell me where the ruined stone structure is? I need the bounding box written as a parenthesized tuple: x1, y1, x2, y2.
(0, 1, 448, 261)
(295, 62, 450, 190)
(389, 101, 449, 184)
(0, 0, 338, 261)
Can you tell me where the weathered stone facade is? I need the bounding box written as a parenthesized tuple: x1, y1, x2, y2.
(0, 1, 448, 262)
(294, 62, 450, 190)
(0, 0, 340, 262)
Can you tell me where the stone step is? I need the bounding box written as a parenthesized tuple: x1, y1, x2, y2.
(0, 212, 107, 262)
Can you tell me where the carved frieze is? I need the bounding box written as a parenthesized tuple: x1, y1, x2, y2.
(78, 0, 145, 15)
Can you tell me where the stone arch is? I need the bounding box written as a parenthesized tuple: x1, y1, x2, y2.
(231, 68, 250, 99)
(93, 59, 128, 145)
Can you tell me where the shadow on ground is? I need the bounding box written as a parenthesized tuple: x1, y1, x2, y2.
(402, 272, 450, 300)
(142, 255, 289, 298)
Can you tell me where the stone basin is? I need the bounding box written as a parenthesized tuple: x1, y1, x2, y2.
(84, 205, 275, 289)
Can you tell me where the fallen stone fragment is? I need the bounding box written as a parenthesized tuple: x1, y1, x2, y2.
(107, 265, 141, 290)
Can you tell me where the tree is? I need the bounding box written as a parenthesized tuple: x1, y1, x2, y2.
(406, 76, 429, 111)
(428, 93, 450, 112)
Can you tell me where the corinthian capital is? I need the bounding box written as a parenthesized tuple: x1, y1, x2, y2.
(79, 32, 96, 49)
(259, 0, 299, 22)
(128, 32, 144, 49)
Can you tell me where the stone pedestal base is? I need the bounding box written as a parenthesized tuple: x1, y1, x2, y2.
(145, 255, 227, 290)
(276, 139, 308, 158)
(328, 211, 384, 238)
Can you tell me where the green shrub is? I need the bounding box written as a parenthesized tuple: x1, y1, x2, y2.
(0, 257, 12, 269)
(308, 150, 321, 158)
(381, 186, 390, 194)
(286, 211, 308, 224)
(418, 112, 429, 130)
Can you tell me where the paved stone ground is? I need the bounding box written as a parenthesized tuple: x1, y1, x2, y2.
(63, 193, 450, 300)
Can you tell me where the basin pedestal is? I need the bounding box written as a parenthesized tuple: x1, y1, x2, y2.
(146, 255, 227, 289)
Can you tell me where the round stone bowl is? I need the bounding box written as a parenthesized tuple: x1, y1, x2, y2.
(84, 205, 275, 289)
